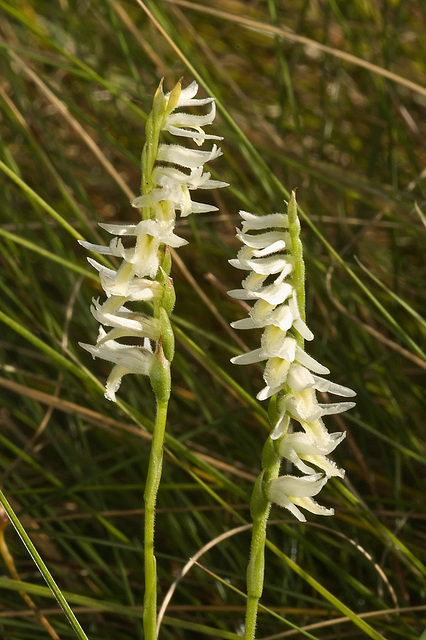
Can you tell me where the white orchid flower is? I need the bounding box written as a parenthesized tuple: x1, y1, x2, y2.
(229, 196, 355, 520)
(266, 473, 334, 522)
(80, 80, 225, 400)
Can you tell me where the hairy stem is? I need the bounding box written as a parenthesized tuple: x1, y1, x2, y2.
(143, 397, 169, 639)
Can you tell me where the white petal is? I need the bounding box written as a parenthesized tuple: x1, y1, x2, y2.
(157, 143, 222, 168)
(239, 211, 289, 231)
(229, 278, 293, 304)
(261, 329, 297, 360)
(286, 363, 315, 391)
(108, 234, 159, 279)
(293, 318, 315, 341)
(104, 365, 129, 402)
(250, 299, 275, 326)
(270, 412, 290, 440)
(184, 201, 219, 215)
(171, 81, 198, 103)
(95, 327, 153, 344)
(254, 278, 293, 305)
(288, 293, 314, 340)
(270, 494, 307, 522)
(312, 375, 356, 397)
(267, 473, 328, 501)
(274, 464, 338, 510)
(279, 431, 345, 457)
(164, 124, 222, 142)
(112, 279, 162, 301)
(280, 447, 317, 475)
(87, 257, 115, 277)
(236, 229, 290, 249)
(87, 259, 162, 300)
(256, 385, 275, 401)
(301, 416, 335, 450)
(251, 240, 287, 257)
(302, 454, 345, 478)
(263, 356, 291, 390)
(291, 496, 334, 517)
(241, 271, 267, 291)
(281, 389, 322, 424)
(231, 348, 267, 365)
(91, 301, 160, 338)
(317, 402, 356, 416)
(79, 336, 154, 374)
(228, 258, 251, 271)
(295, 346, 330, 375)
(245, 254, 291, 275)
(165, 104, 216, 130)
(79, 240, 112, 255)
(98, 223, 138, 236)
(230, 317, 257, 330)
(270, 303, 294, 331)
(227, 288, 255, 300)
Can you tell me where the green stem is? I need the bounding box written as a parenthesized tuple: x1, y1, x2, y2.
(143, 397, 169, 640)
(244, 440, 281, 640)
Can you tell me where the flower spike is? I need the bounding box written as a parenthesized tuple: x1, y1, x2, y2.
(80, 80, 226, 400)
(230, 192, 356, 520)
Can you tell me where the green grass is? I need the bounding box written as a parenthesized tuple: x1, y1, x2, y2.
(0, 1, 425, 638)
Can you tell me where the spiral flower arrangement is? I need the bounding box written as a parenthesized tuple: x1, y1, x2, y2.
(79, 79, 226, 640)
(230, 197, 356, 521)
(79, 80, 227, 401)
(79, 77, 355, 640)
(229, 193, 356, 639)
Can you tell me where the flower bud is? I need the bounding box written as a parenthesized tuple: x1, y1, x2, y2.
(149, 340, 171, 403)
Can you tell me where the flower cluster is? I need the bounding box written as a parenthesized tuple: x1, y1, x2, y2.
(80, 80, 227, 401)
(229, 197, 356, 521)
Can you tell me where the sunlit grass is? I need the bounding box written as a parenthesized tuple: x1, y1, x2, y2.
(0, 1, 425, 638)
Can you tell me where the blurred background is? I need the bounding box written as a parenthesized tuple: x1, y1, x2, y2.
(0, 1, 425, 639)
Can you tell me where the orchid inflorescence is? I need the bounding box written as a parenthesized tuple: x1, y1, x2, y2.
(229, 194, 356, 522)
(78, 76, 357, 640)
(79, 80, 227, 401)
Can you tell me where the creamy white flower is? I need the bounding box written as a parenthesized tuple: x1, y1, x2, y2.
(156, 143, 223, 168)
(239, 210, 289, 230)
(133, 173, 227, 218)
(81, 80, 225, 400)
(229, 208, 355, 406)
(86, 258, 162, 300)
(279, 388, 356, 427)
(278, 431, 346, 478)
(132, 166, 228, 218)
(266, 473, 334, 522)
(90, 298, 161, 343)
(162, 81, 223, 145)
(229, 203, 356, 520)
(80, 220, 188, 279)
(80, 329, 154, 401)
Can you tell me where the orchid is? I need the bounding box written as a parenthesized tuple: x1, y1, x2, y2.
(231, 194, 356, 639)
(79, 80, 226, 640)
(80, 80, 227, 401)
(266, 472, 334, 522)
(230, 194, 355, 521)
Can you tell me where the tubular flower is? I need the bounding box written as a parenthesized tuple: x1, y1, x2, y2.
(80, 80, 227, 401)
(266, 473, 334, 522)
(230, 194, 355, 521)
